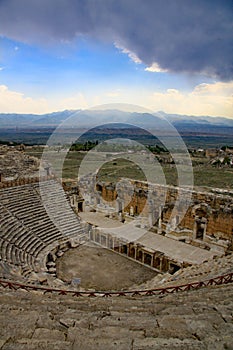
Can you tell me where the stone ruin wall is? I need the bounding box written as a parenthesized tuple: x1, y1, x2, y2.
(0, 174, 56, 188)
(0, 145, 40, 180)
(98, 180, 233, 249)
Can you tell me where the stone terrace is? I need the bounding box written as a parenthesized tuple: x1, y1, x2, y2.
(0, 283, 232, 349)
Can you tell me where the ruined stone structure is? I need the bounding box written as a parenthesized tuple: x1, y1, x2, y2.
(97, 180, 233, 252)
(62, 182, 84, 213)
(0, 145, 40, 180)
(0, 149, 232, 349)
(75, 178, 233, 276)
(80, 214, 222, 276)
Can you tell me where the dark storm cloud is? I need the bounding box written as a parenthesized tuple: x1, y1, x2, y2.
(0, 0, 232, 80)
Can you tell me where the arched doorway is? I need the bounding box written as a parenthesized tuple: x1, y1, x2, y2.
(137, 250, 143, 262)
(144, 253, 152, 266)
(129, 246, 136, 259)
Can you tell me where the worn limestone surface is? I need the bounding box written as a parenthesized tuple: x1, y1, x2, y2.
(0, 283, 232, 350)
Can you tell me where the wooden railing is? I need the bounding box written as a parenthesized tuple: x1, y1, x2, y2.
(0, 272, 232, 297)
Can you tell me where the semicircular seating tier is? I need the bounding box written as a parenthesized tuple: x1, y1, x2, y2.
(0, 179, 85, 276)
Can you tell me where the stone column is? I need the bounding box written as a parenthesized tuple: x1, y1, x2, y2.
(151, 254, 154, 267)
(193, 219, 198, 240)
(96, 193, 101, 205)
(159, 257, 163, 272)
(201, 218, 207, 241)
(73, 194, 77, 208)
(111, 237, 115, 250)
(116, 198, 123, 213)
(92, 228, 96, 242)
(118, 241, 121, 253)
(148, 206, 154, 227)
(130, 206, 134, 216)
(158, 205, 162, 234)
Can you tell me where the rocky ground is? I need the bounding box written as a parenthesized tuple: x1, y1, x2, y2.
(0, 145, 40, 179)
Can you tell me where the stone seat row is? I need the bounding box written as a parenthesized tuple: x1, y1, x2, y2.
(0, 283, 233, 350)
(0, 179, 85, 276)
(0, 204, 63, 249)
(0, 238, 36, 271)
(0, 186, 79, 240)
(0, 213, 65, 257)
(1, 203, 81, 247)
(0, 219, 46, 258)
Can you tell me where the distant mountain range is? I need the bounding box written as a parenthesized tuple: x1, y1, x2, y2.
(0, 109, 232, 136)
(157, 111, 233, 127)
(0, 110, 76, 127)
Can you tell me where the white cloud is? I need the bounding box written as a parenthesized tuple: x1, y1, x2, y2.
(0, 85, 49, 114)
(145, 62, 167, 73)
(115, 43, 142, 64)
(0, 83, 232, 118)
(0, 85, 88, 114)
(0, 67, 5, 71)
(149, 82, 233, 117)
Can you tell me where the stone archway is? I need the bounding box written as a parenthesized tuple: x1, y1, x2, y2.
(78, 201, 83, 212)
(129, 245, 136, 259)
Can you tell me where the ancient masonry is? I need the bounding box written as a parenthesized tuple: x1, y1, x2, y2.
(0, 167, 232, 285)
(0, 148, 233, 349)
(0, 145, 39, 180)
(79, 176, 233, 274)
(0, 176, 86, 283)
(99, 179, 233, 245)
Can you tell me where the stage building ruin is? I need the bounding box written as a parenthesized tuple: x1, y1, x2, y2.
(78, 176, 233, 274)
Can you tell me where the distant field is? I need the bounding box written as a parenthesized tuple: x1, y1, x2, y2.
(0, 129, 55, 145)
(26, 147, 233, 190)
(2, 128, 233, 148)
(181, 135, 233, 148)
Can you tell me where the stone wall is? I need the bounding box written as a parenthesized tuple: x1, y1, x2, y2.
(0, 145, 40, 179)
(83, 225, 181, 274)
(97, 180, 233, 252)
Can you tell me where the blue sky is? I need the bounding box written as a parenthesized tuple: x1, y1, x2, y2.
(0, 0, 232, 117)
